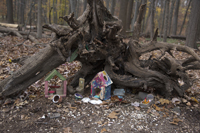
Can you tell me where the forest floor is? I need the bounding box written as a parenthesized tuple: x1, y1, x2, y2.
(0, 35, 200, 133)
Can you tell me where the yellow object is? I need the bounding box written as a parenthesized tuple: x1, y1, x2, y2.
(9, 59, 12, 62)
(142, 98, 150, 104)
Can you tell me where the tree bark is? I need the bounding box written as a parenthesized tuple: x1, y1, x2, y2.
(168, 0, 175, 35)
(126, 0, 134, 31)
(161, 0, 166, 35)
(6, 0, 14, 23)
(119, 0, 129, 34)
(150, 0, 155, 40)
(186, 0, 200, 49)
(111, 0, 116, 15)
(163, 0, 169, 42)
(179, 0, 192, 35)
(37, 0, 42, 39)
(172, 0, 180, 35)
(131, 0, 140, 31)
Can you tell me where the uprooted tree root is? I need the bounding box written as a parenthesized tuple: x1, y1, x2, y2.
(1, 0, 200, 97)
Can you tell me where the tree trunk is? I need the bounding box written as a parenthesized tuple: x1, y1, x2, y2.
(126, 0, 134, 31)
(37, 0, 42, 39)
(172, 0, 180, 35)
(105, 0, 110, 11)
(54, 0, 58, 24)
(19, 0, 25, 25)
(84, 0, 87, 10)
(168, 0, 175, 35)
(163, 0, 169, 42)
(1, 1, 200, 99)
(186, 0, 200, 49)
(119, 0, 129, 34)
(150, 0, 155, 40)
(179, 0, 192, 35)
(141, 0, 147, 33)
(111, 0, 116, 15)
(6, 0, 14, 23)
(161, 0, 166, 35)
(69, 0, 77, 16)
(131, 0, 140, 31)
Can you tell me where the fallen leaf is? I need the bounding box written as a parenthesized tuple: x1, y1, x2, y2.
(191, 97, 199, 103)
(134, 106, 140, 111)
(170, 118, 183, 125)
(159, 98, 170, 105)
(108, 111, 120, 119)
(64, 127, 72, 133)
(96, 121, 102, 125)
(101, 128, 107, 133)
(70, 107, 77, 110)
(154, 105, 161, 111)
(57, 104, 62, 108)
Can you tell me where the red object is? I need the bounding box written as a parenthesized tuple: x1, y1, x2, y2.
(49, 91, 56, 94)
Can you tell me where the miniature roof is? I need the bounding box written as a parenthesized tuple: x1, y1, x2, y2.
(90, 71, 113, 87)
(45, 69, 66, 81)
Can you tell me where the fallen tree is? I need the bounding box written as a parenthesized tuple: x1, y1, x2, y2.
(1, 0, 200, 98)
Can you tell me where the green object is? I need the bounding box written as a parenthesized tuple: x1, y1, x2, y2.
(45, 69, 66, 81)
(70, 49, 78, 62)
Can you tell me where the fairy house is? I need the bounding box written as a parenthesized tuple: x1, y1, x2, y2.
(44, 69, 67, 97)
(90, 71, 113, 100)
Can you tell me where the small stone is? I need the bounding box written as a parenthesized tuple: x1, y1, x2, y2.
(50, 127, 54, 130)
(182, 99, 187, 103)
(193, 104, 198, 107)
(186, 102, 191, 106)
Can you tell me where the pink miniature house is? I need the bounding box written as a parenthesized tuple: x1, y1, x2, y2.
(44, 69, 67, 97)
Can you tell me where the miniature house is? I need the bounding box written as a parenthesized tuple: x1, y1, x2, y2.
(44, 69, 67, 97)
(90, 71, 113, 100)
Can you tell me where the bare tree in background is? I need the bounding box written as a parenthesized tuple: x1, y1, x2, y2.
(6, 0, 14, 23)
(172, 0, 180, 35)
(131, 0, 140, 31)
(179, 0, 192, 35)
(69, 0, 77, 17)
(150, 0, 155, 40)
(168, 0, 175, 35)
(37, 0, 42, 38)
(163, 0, 169, 42)
(119, 0, 129, 34)
(111, 0, 116, 15)
(126, 0, 134, 30)
(186, 0, 200, 49)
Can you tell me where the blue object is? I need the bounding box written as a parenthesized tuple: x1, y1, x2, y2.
(75, 93, 83, 99)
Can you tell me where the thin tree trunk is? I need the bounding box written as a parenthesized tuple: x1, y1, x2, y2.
(186, 0, 200, 49)
(6, 0, 14, 23)
(131, 0, 140, 31)
(161, 0, 166, 35)
(126, 0, 134, 31)
(141, 0, 147, 33)
(158, 0, 163, 34)
(163, 0, 169, 42)
(84, 0, 87, 10)
(37, 0, 42, 38)
(168, 0, 175, 35)
(150, 0, 155, 40)
(105, 0, 110, 10)
(111, 0, 116, 15)
(172, 0, 180, 35)
(19, 0, 25, 25)
(119, 0, 129, 34)
(179, 0, 192, 35)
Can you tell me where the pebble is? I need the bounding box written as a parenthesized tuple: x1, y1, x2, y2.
(186, 102, 191, 106)
(182, 99, 187, 103)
